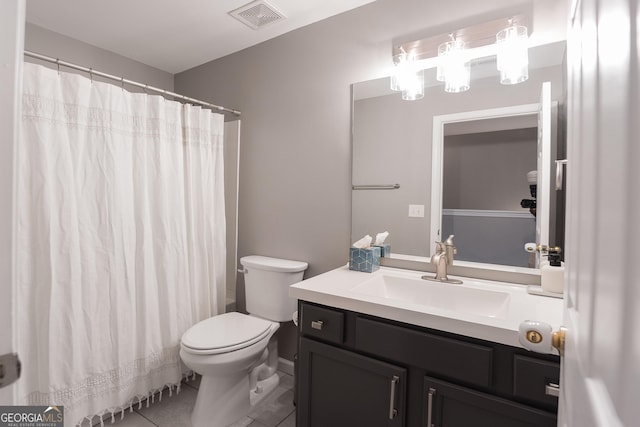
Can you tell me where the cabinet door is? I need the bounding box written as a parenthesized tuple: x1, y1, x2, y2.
(424, 377, 557, 427)
(298, 337, 406, 427)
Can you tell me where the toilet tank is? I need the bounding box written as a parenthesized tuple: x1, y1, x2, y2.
(240, 255, 308, 322)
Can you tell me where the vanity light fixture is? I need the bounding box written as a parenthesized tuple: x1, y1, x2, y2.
(437, 36, 471, 93)
(390, 51, 406, 91)
(496, 20, 529, 84)
(391, 14, 531, 99)
(391, 49, 425, 100)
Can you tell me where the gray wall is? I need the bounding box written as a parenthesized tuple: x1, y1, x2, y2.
(443, 128, 537, 211)
(224, 121, 241, 312)
(24, 23, 173, 91)
(174, 0, 547, 360)
(442, 214, 535, 267)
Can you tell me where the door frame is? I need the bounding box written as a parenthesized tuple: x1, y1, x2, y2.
(0, 0, 25, 404)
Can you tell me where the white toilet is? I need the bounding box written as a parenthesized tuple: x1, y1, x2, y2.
(180, 255, 308, 427)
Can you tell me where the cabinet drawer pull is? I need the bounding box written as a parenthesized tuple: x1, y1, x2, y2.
(545, 382, 560, 397)
(426, 387, 436, 427)
(389, 376, 399, 420)
(311, 320, 324, 330)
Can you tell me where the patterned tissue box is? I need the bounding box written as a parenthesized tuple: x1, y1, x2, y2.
(373, 244, 391, 257)
(349, 246, 381, 273)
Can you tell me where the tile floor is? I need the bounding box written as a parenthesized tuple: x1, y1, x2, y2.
(95, 371, 295, 427)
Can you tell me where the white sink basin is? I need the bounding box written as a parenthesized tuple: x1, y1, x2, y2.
(351, 274, 511, 319)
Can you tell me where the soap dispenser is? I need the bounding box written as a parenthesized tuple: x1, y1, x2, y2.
(541, 250, 564, 294)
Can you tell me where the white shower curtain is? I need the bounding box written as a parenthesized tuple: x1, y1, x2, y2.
(16, 62, 226, 426)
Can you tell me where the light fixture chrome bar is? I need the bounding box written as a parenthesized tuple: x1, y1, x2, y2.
(352, 184, 400, 190)
(392, 14, 530, 61)
(24, 50, 241, 116)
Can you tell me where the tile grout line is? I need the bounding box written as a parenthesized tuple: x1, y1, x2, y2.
(137, 411, 161, 427)
(274, 408, 295, 427)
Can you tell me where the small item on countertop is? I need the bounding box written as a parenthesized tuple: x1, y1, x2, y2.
(541, 250, 564, 294)
(349, 234, 380, 273)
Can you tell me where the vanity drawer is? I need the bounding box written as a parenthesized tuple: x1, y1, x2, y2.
(355, 317, 494, 388)
(513, 355, 560, 408)
(300, 303, 344, 344)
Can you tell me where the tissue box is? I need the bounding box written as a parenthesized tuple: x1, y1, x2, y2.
(349, 247, 381, 273)
(373, 244, 391, 257)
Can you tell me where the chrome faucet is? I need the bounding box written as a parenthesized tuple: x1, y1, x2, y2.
(432, 252, 449, 281)
(422, 240, 462, 284)
(444, 234, 457, 265)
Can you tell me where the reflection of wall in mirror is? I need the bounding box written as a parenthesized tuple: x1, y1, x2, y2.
(442, 128, 537, 267)
(351, 65, 563, 259)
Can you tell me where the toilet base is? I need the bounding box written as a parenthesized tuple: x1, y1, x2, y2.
(250, 373, 280, 407)
(191, 371, 281, 427)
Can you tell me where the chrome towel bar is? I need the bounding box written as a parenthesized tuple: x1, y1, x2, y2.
(352, 184, 400, 190)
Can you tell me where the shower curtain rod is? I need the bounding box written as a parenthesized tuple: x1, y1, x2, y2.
(24, 50, 241, 116)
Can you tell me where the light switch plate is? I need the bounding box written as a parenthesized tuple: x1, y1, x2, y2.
(408, 204, 424, 218)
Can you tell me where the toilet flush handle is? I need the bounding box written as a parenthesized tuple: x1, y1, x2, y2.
(237, 268, 248, 274)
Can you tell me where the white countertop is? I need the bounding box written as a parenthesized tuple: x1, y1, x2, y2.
(289, 265, 563, 352)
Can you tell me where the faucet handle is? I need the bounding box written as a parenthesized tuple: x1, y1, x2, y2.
(445, 234, 455, 245)
(434, 241, 445, 254)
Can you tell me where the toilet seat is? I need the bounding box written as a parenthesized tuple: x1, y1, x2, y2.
(181, 312, 274, 355)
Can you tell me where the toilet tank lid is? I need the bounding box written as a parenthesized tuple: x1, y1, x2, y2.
(240, 255, 308, 273)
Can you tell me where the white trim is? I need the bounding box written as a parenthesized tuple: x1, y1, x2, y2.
(442, 209, 534, 219)
(0, 0, 25, 405)
(536, 82, 552, 249)
(430, 103, 540, 256)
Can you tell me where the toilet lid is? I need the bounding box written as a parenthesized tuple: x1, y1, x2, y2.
(181, 312, 274, 354)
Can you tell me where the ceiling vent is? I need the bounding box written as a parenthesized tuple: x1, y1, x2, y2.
(229, 0, 286, 30)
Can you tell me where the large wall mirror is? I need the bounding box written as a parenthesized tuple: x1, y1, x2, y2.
(351, 41, 566, 273)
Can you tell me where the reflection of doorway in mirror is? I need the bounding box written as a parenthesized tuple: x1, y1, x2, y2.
(430, 98, 563, 272)
(442, 125, 537, 268)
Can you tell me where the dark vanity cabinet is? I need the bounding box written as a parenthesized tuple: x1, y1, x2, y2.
(296, 301, 560, 427)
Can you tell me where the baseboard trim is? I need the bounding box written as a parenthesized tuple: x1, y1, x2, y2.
(278, 357, 294, 376)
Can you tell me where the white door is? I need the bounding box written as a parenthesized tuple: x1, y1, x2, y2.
(0, 0, 25, 404)
(559, 0, 639, 426)
(536, 81, 551, 261)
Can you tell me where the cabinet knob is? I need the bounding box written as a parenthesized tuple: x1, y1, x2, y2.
(311, 320, 324, 330)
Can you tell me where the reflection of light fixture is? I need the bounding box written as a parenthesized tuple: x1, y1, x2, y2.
(390, 50, 424, 100)
(496, 22, 529, 84)
(437, 37, 470, 93)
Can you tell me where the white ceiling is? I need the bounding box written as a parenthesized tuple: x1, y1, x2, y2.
(25, 0, 376, 74)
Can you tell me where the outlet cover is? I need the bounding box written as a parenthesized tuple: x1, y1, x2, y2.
(408, 204, 425, 218)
